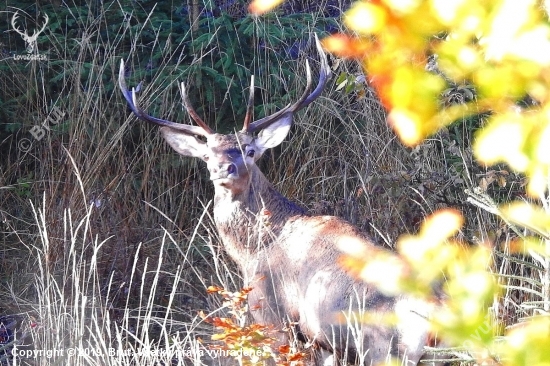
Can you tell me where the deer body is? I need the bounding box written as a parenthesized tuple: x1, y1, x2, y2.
(119, 35, 437, 365)
(204, 136, 432, 364)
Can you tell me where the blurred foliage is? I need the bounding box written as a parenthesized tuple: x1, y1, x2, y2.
(341, 210, 499, 355)
(252, 0, 550, 364)
(320, 0, 550, 198)
(323, 1, 550, 365)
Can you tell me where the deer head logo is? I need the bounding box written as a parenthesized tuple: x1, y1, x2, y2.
(11, 12, 49, 54)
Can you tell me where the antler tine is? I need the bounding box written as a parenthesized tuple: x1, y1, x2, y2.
(246, 33, 330, 133)
(241, 75, 255, 132)
(294, 33, 332, 110)
(179, 82, 214, 134)
(35, 13, 49, 36)
(290, 59, 313, 111)
(11, 12, 26, 37)
(118, 59, 211, 137)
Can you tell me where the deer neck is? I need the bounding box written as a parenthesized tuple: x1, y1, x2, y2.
(212, 165, 306, 267)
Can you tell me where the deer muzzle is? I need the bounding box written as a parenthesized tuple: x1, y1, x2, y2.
(210, 163, 238, 181)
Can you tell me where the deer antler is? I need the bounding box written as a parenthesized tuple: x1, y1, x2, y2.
(179, 82, 215, 134)
(242, 75, 255, 132)
(32, 13, 49, 41)
(118, 59, 213, 137)
(11, 12, 27, 39)
(244, 33, 331, 134)
(11, 12, 49, 43)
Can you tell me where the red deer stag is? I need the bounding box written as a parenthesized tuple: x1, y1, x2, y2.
(119, 36, 437, 365)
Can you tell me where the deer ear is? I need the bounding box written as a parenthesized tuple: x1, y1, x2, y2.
(160, 127, 208, 159)
(254, 114, 293, 153)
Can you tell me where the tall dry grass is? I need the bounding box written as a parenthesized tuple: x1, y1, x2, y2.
(0, 1, 544, 365)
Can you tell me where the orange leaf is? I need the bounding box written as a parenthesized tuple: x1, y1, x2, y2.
(322, 34, 372, 59)
(211, 333, 228, 341)
(207, 285, 223, 293)
(250, 304, 263, 311)
(211, 317, 237, 329)
(288, 352, 307, 361)
(278, 345, 290, 354)
(337, 255, 366, 278)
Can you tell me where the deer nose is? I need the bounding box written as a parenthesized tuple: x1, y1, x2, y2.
(212, 163, 237, 178)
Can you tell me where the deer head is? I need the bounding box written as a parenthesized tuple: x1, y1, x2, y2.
(118, 35, 330, 197)
(11, 12, 49, 54)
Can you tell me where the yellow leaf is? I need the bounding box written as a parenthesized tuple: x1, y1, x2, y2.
(387, 109, 423, 146)
(207, 285, 223, 293)
(212, 333, 228, 341)
(483, 0, 550, 63)
(248, 0, 284, 15)
(384, 0, 421, 13)
(421, 209, 464, 242)
(536, 119, 550, 164)
(322, 34, 371, 59)
(501, 201, 550, 238)
(359, 252, 408, 295)
(513, 237, 550, 256)
(344, 2, 387, 34)
(431, 0, 470, 25)
(474, 114, 528, 171)
(502, 316, 550, 366)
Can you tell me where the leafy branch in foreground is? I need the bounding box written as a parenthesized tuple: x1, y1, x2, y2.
(200, 286, 307, 366)
(247, 1, 550, 364)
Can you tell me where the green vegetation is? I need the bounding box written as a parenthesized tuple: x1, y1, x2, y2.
(0, 0, 544, 365)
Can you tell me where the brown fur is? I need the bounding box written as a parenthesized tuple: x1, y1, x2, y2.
(118, 43, 439, 363)
(160, 132, 435, 365)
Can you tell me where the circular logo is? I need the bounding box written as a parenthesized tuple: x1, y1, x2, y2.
(18, 138, 32, 152)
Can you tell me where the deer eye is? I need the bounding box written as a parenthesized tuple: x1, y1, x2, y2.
(246, 149, 255, 158)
